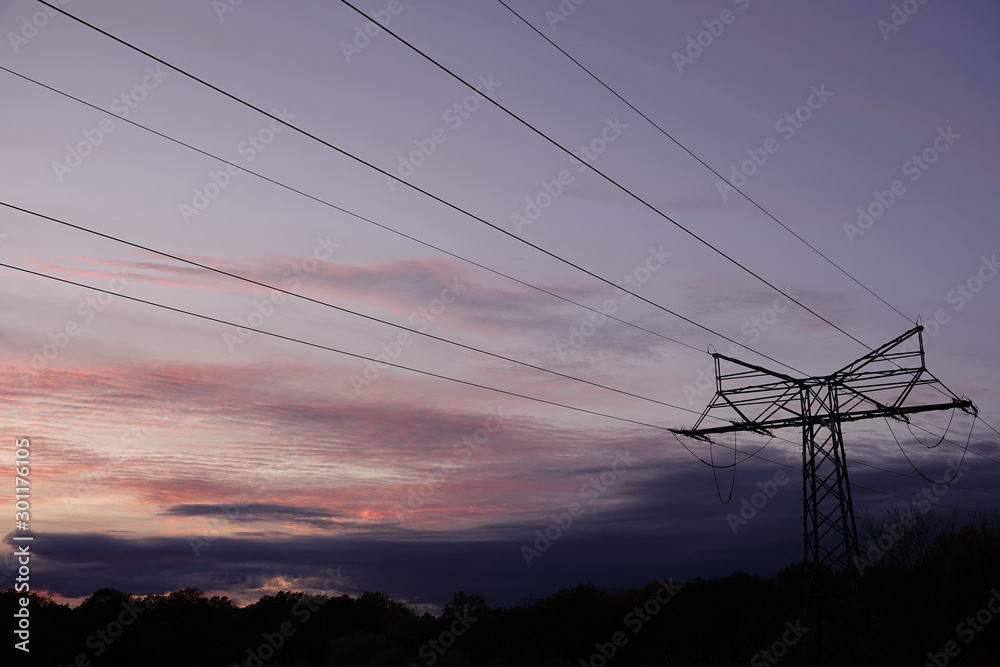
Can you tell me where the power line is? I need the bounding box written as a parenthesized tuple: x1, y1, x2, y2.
(980, 418, 1000, 441)
(24, 64, 997, 477)
(336, 0, 879, 355)
(0, 199, 705, 418)
(0, 260, 684, 433)
(724, 422, 999, 492)
(900, 416, 1000, 467)
(27, 2, 1000, 507)
(0, 232, 784, 470)
(357, 0, 992, 448)
(736, 445, 992, 515)
(851, 483, 992, 516)
(379, 5, 998, 450)
(7, 258, 988, 517)
(350, 2, 991, 452)
(694, 440, 994, 514)
(36, 0, 805, 377)
(0, 64, 705, 359)
(495, 0, 914, 326)
(698, 419, 1000, 506)
(848, 454, 1000, 496)
(366, 3, 996, 450)
(10, 208, 981, 492)
(675, 421, 997, 500)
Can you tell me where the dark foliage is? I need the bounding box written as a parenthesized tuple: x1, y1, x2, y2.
(4, 515, 999, 667)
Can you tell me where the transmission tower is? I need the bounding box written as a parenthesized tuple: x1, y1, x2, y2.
(672, 325, 977, 569)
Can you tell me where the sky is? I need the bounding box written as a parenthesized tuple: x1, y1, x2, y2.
(1, 0, 999, 612)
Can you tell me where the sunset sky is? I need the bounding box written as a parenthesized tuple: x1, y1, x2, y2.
(1, 0, 999, 611)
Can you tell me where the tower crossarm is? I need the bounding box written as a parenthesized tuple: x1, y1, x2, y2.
(672, 324, 977, 441)
(672, 397, 975, 438)
(671, 324, 979, 570)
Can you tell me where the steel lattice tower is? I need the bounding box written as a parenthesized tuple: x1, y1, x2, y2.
(673, 325, 977, 569)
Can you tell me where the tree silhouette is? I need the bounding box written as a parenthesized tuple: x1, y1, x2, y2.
(3, 512, 998, 667)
